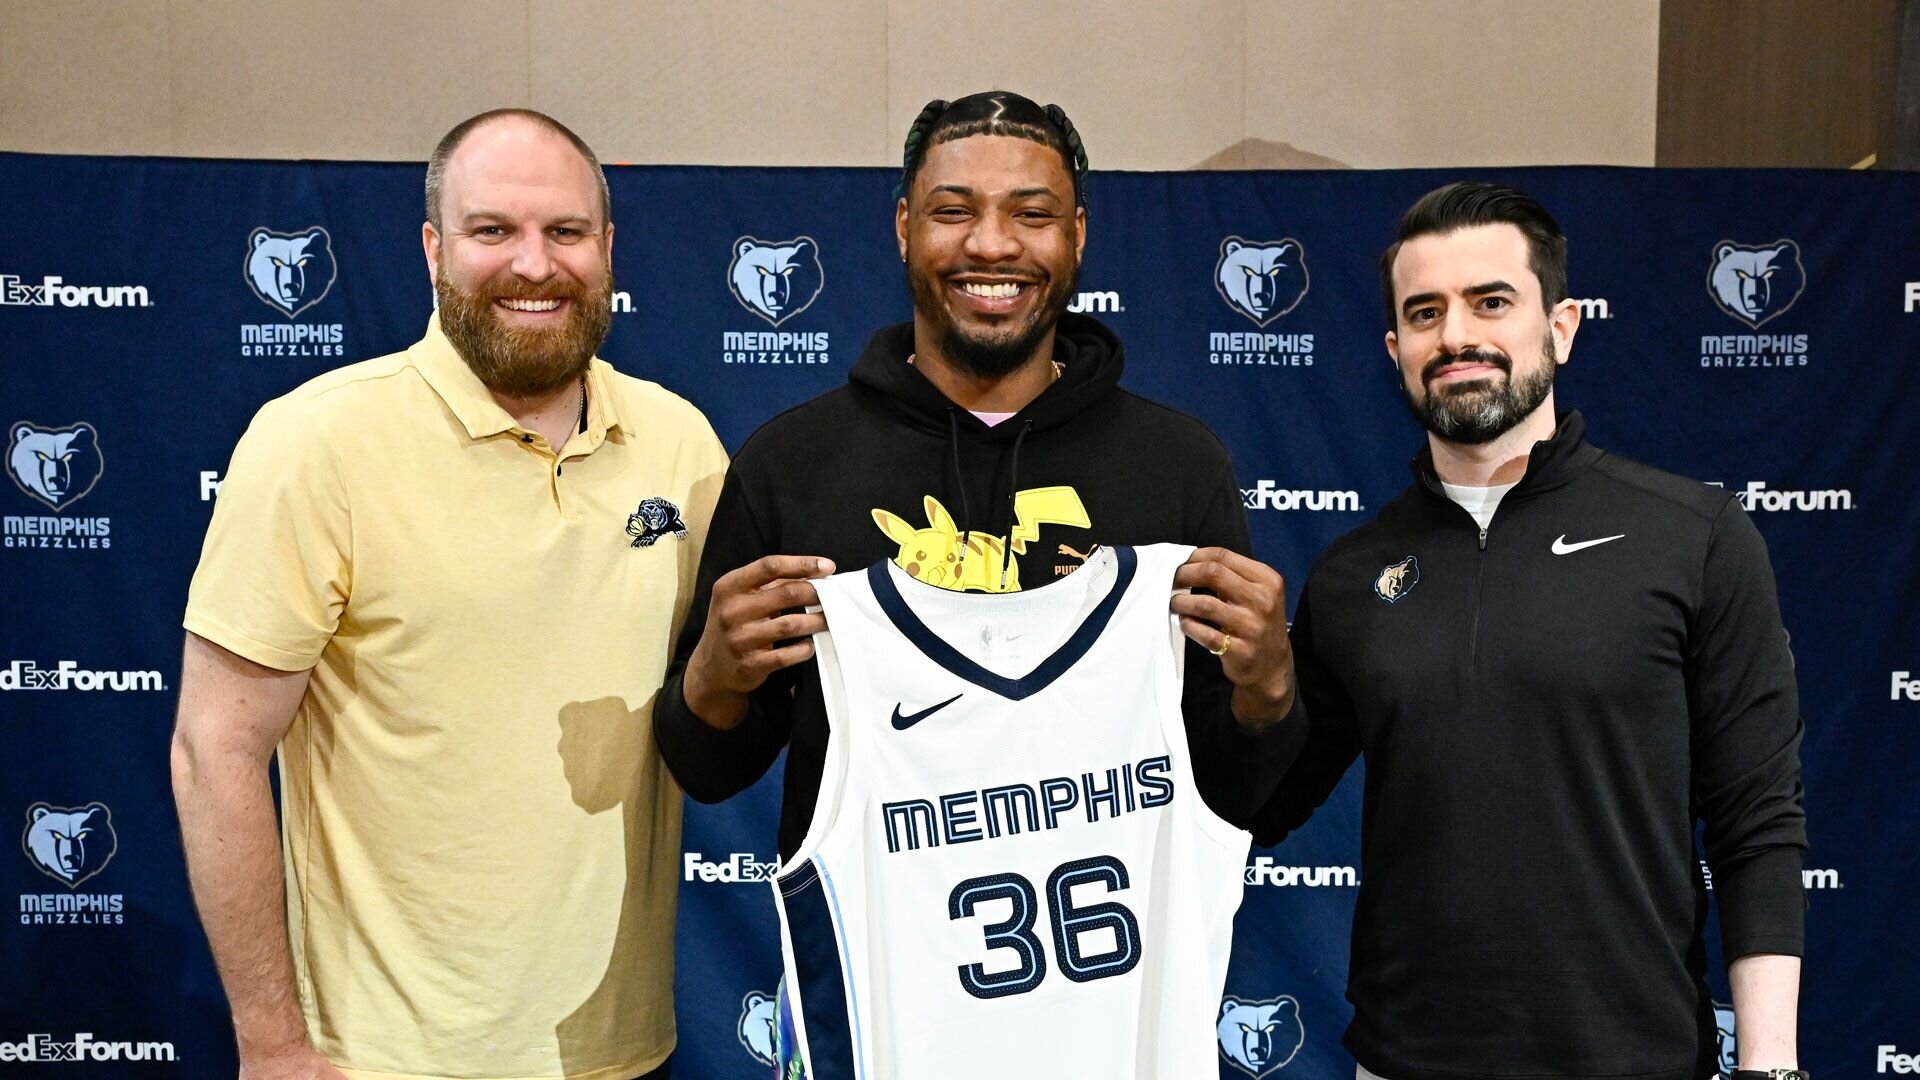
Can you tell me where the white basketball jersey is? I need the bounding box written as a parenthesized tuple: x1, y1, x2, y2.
(772, 543, 1250, 1079)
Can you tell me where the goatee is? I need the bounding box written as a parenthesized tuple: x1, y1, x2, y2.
(906, 258, 1078, 378)
(436, 268, 613, 397)
(1403, 335, 1556, 445)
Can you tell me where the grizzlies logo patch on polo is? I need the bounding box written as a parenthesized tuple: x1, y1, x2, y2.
(626, 498, 688, 548)
(1374, 556, 1419, 603)
(622, 499, 691, 545)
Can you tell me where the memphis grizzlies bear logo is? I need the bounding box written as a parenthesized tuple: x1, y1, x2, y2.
(626, 497, 688, 547)
(1215, 237, 1310, 327)
(245, 226, 338, 318)
(729, 236, 824, 327)
(1374, 555, 1420, 603)
(9, 421, 103, 512)
(1706, 239, 1804, 329)
(737, 990, 779, 1067)
(1713, 1002, 1737, 1077)
(1217, 995, 1305, 1077)
(22, 803, 118, 888)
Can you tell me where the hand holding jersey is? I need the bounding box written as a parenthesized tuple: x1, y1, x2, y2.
(683, 554, 836, 729)
(1171, 546, 1296, 723)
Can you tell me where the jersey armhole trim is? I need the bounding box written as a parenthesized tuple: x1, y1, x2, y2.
(779, 601, 854, 877)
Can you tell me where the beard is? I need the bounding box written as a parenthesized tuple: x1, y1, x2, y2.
(906, 256, 1078, 378)
(1402, 334, 1557, 445)
(435, 265, 613, 397)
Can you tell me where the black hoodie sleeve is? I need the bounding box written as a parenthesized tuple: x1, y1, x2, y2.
(1180, 463, 1309, 827)
(1247, 577, 1362, 846)
(653, 464, 794, 803)
(1690, 499, 1807, 959)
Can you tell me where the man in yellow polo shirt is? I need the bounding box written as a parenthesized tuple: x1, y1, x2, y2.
(171, 109, 725, 1080)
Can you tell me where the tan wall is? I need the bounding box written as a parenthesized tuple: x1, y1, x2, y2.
(0, 0, 1660, 169)
(1657, 0, 1899, 167)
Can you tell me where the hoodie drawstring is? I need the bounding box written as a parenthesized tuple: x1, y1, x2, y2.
(947, 408, 976, 578)
(998, 420, 1033, 591)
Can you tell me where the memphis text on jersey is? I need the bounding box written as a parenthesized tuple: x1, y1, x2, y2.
(881, 755, 1175, 855)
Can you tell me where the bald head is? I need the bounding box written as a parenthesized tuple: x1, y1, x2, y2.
(424, 109, 610, 230)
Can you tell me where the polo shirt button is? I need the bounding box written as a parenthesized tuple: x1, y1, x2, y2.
(521, 434, 534, 443)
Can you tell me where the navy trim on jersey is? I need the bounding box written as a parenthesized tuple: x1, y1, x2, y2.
(778, 858, 860, 1079)
(867, 545, 1139, 701)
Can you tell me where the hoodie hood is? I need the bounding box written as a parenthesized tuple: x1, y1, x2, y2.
(842, 312, 1127, 589)
(847, 312, 1126, 442)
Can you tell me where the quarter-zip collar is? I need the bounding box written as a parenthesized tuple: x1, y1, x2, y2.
(1409, 409, 1606, 508)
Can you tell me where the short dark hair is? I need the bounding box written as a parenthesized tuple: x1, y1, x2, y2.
(897, 91, 1089, 207)
(1379, 181, 1567, 328)
(424, 108, 611, 229)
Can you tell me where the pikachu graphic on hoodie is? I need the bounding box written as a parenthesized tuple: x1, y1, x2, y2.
(871, 487, 1091, 593)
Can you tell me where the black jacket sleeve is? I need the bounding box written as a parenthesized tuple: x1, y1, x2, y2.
(1690, 500, 1808, 959)
(1180, 464, 1308, 827)
(1248, 577, 1362, 846)
(653, 464, 796, 804)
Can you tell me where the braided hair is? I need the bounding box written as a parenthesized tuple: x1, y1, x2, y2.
(896, 91, 1089, 207)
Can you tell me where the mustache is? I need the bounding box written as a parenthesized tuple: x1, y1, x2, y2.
(1422, 347, 1512, 383)
(474, 276, 589, 301)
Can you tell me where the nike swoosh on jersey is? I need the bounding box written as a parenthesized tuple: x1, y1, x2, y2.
(1551, 533, 1627, 555)
(890, 693, 964, 731)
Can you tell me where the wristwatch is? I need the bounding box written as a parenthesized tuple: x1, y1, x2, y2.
(1731, 1070, 1810, 1080)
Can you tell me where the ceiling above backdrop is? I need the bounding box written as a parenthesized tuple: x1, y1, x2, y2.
(0, 0, 1905, 171)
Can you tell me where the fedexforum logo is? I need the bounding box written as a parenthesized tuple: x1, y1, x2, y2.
(1712, 481, 1854, 512)
(1892, 672, 1920, 701)
(684, 851, 779, 883)
(1700, 860, 1842, 890)
(1067, 289, 1123, 314)
(1882, 1045, 1920, 1074)
(1244, 857, 1358, 887)
(0, 661, 165, 692)
(0, 274, 151, 308)
(1906, 282, 1919, 313)
(1242, 481, 1361, 512)
(0, 1033, 174, 1063)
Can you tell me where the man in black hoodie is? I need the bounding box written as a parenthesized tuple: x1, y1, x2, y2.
(1253, 183, 1807, 1080)
(654, 91, 1306, 868)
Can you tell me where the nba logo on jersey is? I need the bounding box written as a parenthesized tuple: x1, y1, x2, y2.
(770, 544, 1251, 1078)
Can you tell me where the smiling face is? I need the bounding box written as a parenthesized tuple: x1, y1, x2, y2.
(423, 116, 615, 396)
(896, 134, 1085, 378)
(1385, 222, 1577, 445)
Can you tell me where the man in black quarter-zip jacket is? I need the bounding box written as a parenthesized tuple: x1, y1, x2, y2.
(1253, 183, 1808, 1080)
(655, 92, 1306, 866)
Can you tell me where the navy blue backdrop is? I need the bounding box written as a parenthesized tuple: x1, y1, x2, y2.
(2, 153, 1915, 1078)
